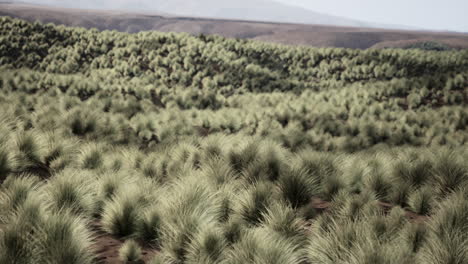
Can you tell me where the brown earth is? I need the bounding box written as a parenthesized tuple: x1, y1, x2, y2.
(87, 197, 428, 263)
(90, 221, 158, 264)
(1, 3, 468, 49)
(76, 193, 431, 264)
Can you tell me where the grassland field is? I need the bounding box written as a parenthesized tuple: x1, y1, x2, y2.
(0, 16, 467, 264)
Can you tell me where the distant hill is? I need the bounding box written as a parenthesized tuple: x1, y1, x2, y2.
(6, 0, 380, 28)
(2, 3, 468, 50)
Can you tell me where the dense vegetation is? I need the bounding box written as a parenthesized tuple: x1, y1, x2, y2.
(403, 41, 454, 52)
(0, 16, 467, 264)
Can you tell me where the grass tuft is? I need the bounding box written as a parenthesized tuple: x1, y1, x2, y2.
(138, 207, 163, 245)
(408, 186, 435, 215)
(101, 187, 144, 237)
(119, 240, 143, 264)
(44, 169, 96, 216)
(234, 181, 276, 225)
(431, 150, 468, 195)
(278, 165, 319, 208)
(185, 228, 227, 264)
(417, 191, 468, 264)
(262, 201, 307, 244)
(226, 228, 304, 264)
(79, 144, 104, 170)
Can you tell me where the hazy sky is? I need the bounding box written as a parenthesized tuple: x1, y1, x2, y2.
(17, 0, 468, 32)
(276, 0, 468, 32)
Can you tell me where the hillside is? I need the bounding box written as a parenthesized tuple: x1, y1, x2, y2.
(8, 0, 376, 28)
(2, 3, 468, 49)
(0, 17, 468, 264)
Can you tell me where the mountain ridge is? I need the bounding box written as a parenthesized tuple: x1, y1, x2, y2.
(4, 0, 402, 29)
(2, 2, 468, 50)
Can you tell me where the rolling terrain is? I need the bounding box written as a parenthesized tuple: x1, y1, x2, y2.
(3, 0, 378, 28)
(0, 16, 468, 264)
(2, 2, 468, 49)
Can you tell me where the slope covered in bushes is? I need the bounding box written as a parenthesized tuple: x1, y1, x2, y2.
(0, 16, 467, 263)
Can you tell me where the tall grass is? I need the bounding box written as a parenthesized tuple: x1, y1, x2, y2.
(431, 150, 468, 195)
(294, 151, 345, 200)
(261, 201, 307, 244)
(225, 228, 304, 264)
(278, 165, 319, 208)
(36, 211, 96, 264)
(157, 175, 222, 263)
(0, 199, 44, 264)
(233, 181, 277, 225)
(119, 240, 143, 264)
(101, 186, 145, 237)
(417, 191, 468, 264)
(138, 206, 163, 245)
(44, 169, 96, 217)
(185, 227, 227, 264)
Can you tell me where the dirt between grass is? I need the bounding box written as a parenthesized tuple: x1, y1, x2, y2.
(90, 221, 158, 264)
(89, 198, 429, 263)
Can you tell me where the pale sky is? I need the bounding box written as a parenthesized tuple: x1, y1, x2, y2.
(17, 0, 468, 32)
(275, 0, 468, 32)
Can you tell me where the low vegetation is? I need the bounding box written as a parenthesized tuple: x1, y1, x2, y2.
(0, 17, 467, 263)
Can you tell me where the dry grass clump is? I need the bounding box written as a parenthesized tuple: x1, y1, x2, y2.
(119, 239, 143, 264)
(100, 186, 146, 238)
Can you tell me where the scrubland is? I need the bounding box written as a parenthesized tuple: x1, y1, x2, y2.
(0, 17, 467, 263)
